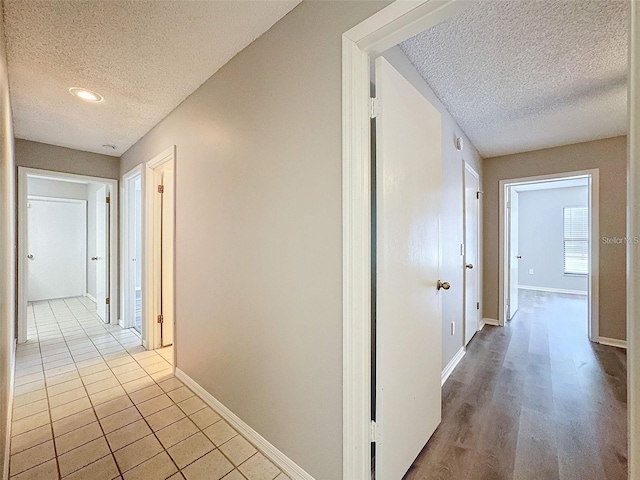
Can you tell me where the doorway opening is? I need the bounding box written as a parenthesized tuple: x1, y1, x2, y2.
(343, 1, 636, 478)
(145, 147, 176, 362)
(464, 162, 480, 346)
(499, 171, 599, 342)
(17, 168, 120, 344)
(122, 165, 143, 335)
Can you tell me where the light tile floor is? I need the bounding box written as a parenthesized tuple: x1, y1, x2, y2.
(10, 297, 288, 480)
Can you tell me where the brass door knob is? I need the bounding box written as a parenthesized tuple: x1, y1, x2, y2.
(91, 256, 98, 261)
(27, 254, 34, 259)
(437, 280, 450, 291)
(466, 264, 474, 269)
(516, 255, 522, 259)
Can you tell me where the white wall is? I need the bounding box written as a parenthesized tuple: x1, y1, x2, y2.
(27, 177, 87, 200)
(120, 2, 389, 478)
(0, 5, 16, 475)
(382, 47, 483, 369)
(518, 186, 588, 292)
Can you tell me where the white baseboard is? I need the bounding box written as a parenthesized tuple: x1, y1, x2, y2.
(4, 339, 16, 480)
(482, 318, 500, 327)
(518, 285, 588, 296)
(85, 293, 97, 303)
(175, 368, 314, 480)
(441, 347, 465, 386)
(598, 336, 627, 349)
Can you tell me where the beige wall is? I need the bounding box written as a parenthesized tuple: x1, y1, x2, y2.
(382, 47, 483, 370)
(0, 3, 16, 475)
(483, 136, 627, 340)
(16, 139, 119, 179)
(120, 2, 388, 478)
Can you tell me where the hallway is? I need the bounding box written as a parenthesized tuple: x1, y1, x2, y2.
(9, 297, 286, 480)
(404, 291, 628, 480)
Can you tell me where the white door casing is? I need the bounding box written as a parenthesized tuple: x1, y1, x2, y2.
(95, 185, 110, 322)
(122, 167, 143, 331)
(464, 164, 480, 345)
(145, 146, 176, 353)
(27, 198, 86, 301)
(160, 165, 174, 347)
(374, 57, 443, 480)
(507, 188, 520, 319)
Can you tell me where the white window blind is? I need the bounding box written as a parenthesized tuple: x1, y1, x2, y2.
(563, 207, 589, 275)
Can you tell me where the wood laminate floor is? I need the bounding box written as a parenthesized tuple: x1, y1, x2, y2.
(404, 290, 627, 480)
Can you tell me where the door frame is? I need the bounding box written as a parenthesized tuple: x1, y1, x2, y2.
(121, 164, 144, 331)
(17, 167, 119, 343)
(144, 146, 176, 359)
(343, 1, 639, 479)
(463, 162, 480, 344)
(342, 1, 478, 478)
(26, 195, 87, 301)
(498, 170, 599, 341)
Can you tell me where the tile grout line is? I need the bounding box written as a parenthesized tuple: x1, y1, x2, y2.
(61, 297, 183, 478)
(12, 298, 283, 480)
(55, 299, 123, 479)
(19, 300, 62, 480)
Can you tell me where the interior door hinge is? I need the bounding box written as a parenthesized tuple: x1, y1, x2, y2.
(105, 298, 110, 305)
(476, 191, 483, 200)
(157, 314, 164, 324)
(506, 201, 510, 209)
(477, 302, 480, 310)
(370, 420, 381, 443)
(370, 97, 381, 119)
(106, 196, 111, 204)
(158, 185, 164, 194)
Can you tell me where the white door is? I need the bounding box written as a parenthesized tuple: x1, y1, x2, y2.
(95, 185, 110, 322)
(464, 165, 480, 345)
(27, 198, 86, 301)
(375, 57, 443, 480)
(160, 166, 174, 347)
(124, 173, 143, 331)
(507, 188, 520, 319)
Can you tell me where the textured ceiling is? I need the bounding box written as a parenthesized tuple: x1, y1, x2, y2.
(3, 0, 301, 156)
(400, 0, 629, 158)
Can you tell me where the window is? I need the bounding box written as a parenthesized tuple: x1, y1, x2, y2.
(563, 206, 589, 275)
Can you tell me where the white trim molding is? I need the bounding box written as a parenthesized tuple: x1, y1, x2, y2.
(518, 285, 588, 296)
(121, 164, 144, 332)
(597, 337, 627, 350)
(144, 146, 176, 358)
(175, 369, 313, 480)
(441, 347, 465, 386)
(481, 318, 500, 328)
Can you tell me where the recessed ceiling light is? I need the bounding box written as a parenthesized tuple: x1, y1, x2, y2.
(69, 87, 103, 103)
(102, 144, 116, 151)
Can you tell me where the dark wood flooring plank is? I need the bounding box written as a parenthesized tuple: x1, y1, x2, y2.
(402, 291, 627, 480)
